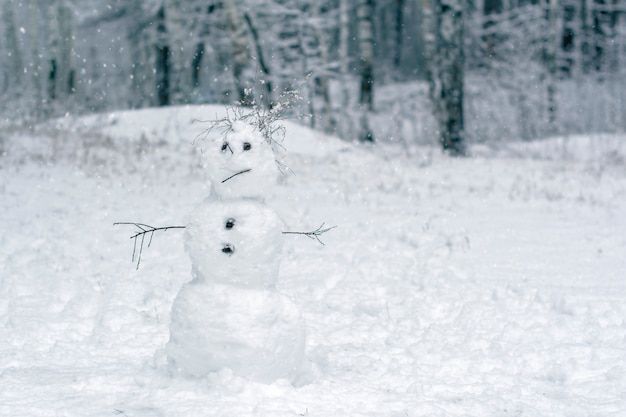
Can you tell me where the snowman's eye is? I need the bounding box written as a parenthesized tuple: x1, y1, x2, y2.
(221, 142, 233, 154)
(221, 243, 235, 255)
(242, 142, 252, 151)
(225, 218, 235, 229)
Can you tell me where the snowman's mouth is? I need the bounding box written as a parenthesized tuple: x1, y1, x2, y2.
(222, 169, 252, 183)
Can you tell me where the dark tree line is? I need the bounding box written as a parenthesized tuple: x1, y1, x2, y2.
(1, 0, 624, 151)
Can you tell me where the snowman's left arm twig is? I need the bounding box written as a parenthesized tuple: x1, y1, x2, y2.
(282, 223, 337, 245)
(114, 222, 186, 269)
(114, 221, 336, 269)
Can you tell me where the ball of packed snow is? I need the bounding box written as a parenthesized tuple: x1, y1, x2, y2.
(202, 120, 279, 199)
(167, 281, 306, 383)
(185, 198, 284, 288)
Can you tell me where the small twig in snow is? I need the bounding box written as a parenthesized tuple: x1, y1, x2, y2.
(282, 223, 337, 245)
(221, 169, 251, 183)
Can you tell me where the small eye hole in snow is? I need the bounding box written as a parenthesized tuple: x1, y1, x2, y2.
(221, 142, 233, 154)
(221, 243, 235, 255)
(225, 218, 235, 229)
(242, 142, 252, 151)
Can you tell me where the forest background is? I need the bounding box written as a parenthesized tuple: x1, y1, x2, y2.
(1, 0, 624, 151)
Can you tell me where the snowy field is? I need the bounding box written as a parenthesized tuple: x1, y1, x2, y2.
(1, 105, 626, 416)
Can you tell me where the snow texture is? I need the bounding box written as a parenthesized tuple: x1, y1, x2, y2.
(1, 105, 626, 416)
(167, 281, 305, 383)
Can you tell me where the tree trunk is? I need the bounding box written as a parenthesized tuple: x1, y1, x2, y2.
(357, 0, 375, 142)
(580, 0, 592, 73)
(425, 0, 466, 155)
(224, 0, 250, 104)
(544, 0, 559, 133)
(29, 0, 43, 117)
(394, 0, 405, 69)
(312, 3, 335, 132)
(2, 0, 23, 91)
(337, 0, 354, 139)
(57, 3, 74, 96)
(243, 11, 272, 107)
(46, 1, 75, 104)
(482, 0, 503, 62)
(191, 42, 205, 89)
(339, 0, 350, 76)
(155, 5, 170, 106)
(47, 1, 59, 102)
(164, 0, 185, 104)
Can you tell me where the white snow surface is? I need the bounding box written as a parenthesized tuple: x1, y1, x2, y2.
(167, 280, 305, 384)
(1, 105, 626, 416)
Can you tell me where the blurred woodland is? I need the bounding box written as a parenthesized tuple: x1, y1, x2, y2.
(1, 0, 624, 150)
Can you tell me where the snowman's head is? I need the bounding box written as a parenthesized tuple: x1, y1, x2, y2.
(203, 120, 278, 200)
(185, 199, 284, 288)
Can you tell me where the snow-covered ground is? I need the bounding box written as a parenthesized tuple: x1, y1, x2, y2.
(1, 105, 625, 416)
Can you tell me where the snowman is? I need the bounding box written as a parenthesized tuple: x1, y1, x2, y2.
(166, 119, 306, 383)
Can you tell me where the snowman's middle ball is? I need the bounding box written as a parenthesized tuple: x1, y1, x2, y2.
(185, 199, 284, 288)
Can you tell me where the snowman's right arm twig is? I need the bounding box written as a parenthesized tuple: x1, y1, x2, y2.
(282, 223, 337, 245)
(115, 221, 336, 269)
(114, 222, 186, 269)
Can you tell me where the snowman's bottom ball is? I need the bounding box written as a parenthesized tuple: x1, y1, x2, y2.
(166, 282, 306, 383)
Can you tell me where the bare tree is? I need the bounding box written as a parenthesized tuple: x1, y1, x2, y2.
(242, 11, 273, 106)
(394, 0, 405, 70)
(155, 4, 170, 106)
(543, 0, 559, 133)
(424, 0, 466, 155)
(313, 9, 335, 134)
(2, 0, 23, 94)
(164, 0, 187, 105)
(358, 0, 375, 142)
(28, 0, 43, 117)
(46, 0, 75, 104)
(224, 0, 251, 104)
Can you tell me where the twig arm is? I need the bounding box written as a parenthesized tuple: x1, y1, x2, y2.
(282, 223, 337, 245)
(114, 220, 336, 269)
(113, 222, 186, 269)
